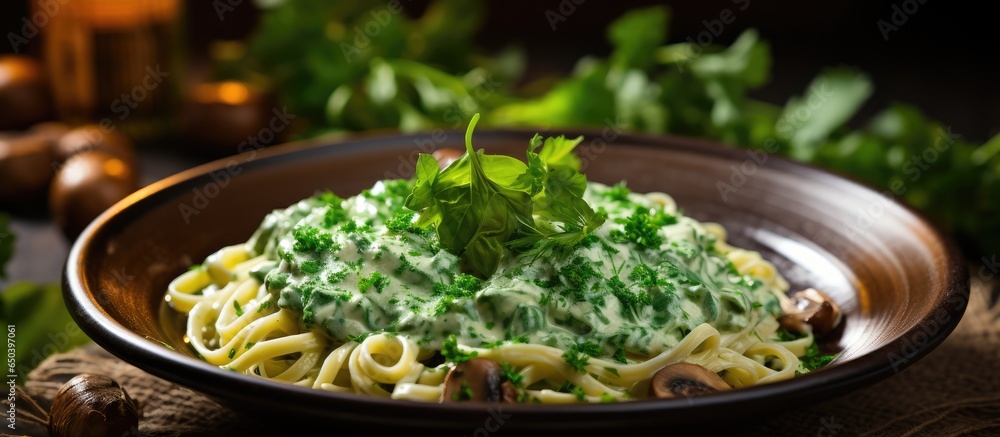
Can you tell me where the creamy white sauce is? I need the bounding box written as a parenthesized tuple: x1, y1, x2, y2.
(246, 180, 781, 360)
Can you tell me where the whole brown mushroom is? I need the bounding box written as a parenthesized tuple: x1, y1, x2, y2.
(0, 129, 62, 207)
(0, 56, 52, 130)
(649, 363, 731, 399)
(48, 374, 141, 437)
(54, 125, 136, 168)
(442, 358, 517, 403)
(49, 150, 139, 239)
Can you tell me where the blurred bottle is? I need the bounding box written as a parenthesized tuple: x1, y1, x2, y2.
(37, 0, 184, 144)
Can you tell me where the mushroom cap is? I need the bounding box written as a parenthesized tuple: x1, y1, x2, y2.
(442, 358, 517, 403)
(0, 131, 57, 204)
(649, 363, 731, 399)
(778, 288, 843, 336)
(49, 150, 139, 239)
(48, 373, 140, 437)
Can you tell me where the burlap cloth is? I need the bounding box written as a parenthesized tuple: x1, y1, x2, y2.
(5, 278, 999, 436)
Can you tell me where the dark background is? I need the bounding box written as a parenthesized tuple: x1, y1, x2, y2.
(0, 1, 996, 284)
(3, 0, 997, 140)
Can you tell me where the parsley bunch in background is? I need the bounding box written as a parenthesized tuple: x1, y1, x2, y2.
(234, 1, 1000, 260)
(0, 214, 90, 382)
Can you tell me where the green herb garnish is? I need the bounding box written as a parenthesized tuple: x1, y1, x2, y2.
(442, 334, 478, 363)
(500, 361, 524, 387)
(453, 380, 474, 401)
(562, 342, 602, 373)
(292, 226, 335, 253)
(798, 342, 836, 375)
(257, 300, 272, 313)
(405, 114, 604, 278)
(358, 271, 390, 293)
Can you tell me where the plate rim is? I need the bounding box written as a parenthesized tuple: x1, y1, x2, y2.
(63, 128, 971, 426)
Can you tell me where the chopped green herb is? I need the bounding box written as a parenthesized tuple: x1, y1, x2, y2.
(257, 300, 272, 313)
(432, 274, 482, 315)
(292, 226, 335, 253)
(607, 276, 652, 313)
(358, 271, 391, 293)
(500, 362, 524, 387)
(233, 300, 244, 317)
(798, 342, 836, 374)
(616, 208, 663, 250)
(628, 263, 664, 289)
(228, 348, 236, 359)
(453, 380, 474, 401)
(386, 210, 427, 235)
(776, 329, 803, 342)
(347, 333, 371, 343)
(442, 334, 478, 363)
(300, 260, 321, 274)
(612, 348, 627, 364)
(562, 342, 600, 373)
(604, 181, 631, 201)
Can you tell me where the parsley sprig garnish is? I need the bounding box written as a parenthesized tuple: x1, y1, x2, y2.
(404, 114, 605, 278)
(561, 341, 603, 373)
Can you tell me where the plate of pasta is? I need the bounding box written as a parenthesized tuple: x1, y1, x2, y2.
(64, 117, 968, 429)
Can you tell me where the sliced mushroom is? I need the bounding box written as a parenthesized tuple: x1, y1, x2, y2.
(441, 358, 517, 403)
(432, 148, 463, 170)
(649, 363, 730, 399)
(778, 288, 843, 336)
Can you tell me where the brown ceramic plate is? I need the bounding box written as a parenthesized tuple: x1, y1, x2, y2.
(64, 129, 969, 430)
